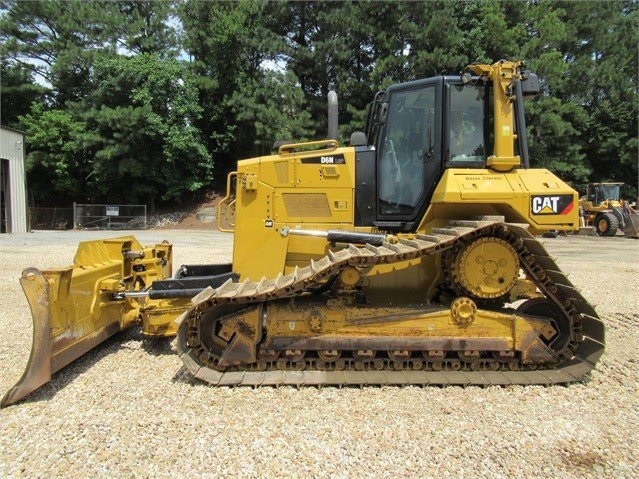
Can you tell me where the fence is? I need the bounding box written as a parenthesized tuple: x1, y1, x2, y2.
(25, 204, 147, 230)
(28, 207, 74, 230)
(73, 203, 147, 229)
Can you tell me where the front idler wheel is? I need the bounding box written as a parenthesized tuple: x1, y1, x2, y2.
(516, 298, 572, 354)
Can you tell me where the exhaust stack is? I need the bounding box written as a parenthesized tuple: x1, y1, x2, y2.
(328, 90, 338, 140)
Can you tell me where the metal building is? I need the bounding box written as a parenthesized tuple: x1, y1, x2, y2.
(0, 126, 28, 233)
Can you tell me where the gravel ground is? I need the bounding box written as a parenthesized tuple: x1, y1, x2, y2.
(0, 230, 637, 478)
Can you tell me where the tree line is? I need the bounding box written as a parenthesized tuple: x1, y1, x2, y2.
(1, 0, 637, 208)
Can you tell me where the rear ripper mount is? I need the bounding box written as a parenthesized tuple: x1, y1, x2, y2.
(177, 218, 605, 387)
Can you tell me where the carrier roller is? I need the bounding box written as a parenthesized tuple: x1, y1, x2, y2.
(176, 218, 605, 386)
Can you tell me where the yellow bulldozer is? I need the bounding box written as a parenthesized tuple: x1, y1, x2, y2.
(2, 60, 604, 407)
(579, 182, 639, 238)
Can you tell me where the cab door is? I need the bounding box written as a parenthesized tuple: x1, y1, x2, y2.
(376, 78, 443, 230)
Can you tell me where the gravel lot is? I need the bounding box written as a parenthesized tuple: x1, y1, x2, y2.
(1, 230, 638, 478)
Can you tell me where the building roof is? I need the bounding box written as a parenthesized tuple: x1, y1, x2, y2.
(0, 125, 26, 135)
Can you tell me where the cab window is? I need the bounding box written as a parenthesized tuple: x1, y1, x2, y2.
(447, 84, 486, 165)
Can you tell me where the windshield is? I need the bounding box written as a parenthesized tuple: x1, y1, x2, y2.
(448, 84, 486, 164)
(593, 184, 621, 202)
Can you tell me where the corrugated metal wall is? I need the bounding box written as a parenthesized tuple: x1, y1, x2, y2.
(0, 127, 28, 233)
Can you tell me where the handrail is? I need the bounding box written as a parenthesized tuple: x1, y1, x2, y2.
(217, 172, 237, 232)
(278, 139, 339, 155)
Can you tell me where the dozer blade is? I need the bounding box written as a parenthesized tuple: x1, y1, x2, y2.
(1, 236, 173, 407)
(2, 269, 55, 407)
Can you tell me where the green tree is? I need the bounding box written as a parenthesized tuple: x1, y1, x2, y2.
(227, 70, 314, 156)
(397, 1, 467, 79)
(115, 1, 179, 56)
(0, 0, 179, 103)
(454, 0, 524, 64)
(179, 0, 269, 180)
(18, 54, 212, 208)
(564, 1, 638, 196)
(18, 104, 93, 203)
(521, 2, 592, 184)
(263, 1, 380, 140)
(0, 59, 47, 128)
(521, 0, 638, 193)
(78, 54, 213, 208)
(3, 0, 198, 207)
(0, 0, 120, 103)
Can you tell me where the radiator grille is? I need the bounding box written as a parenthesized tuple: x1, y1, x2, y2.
(282, 193, 331, 217)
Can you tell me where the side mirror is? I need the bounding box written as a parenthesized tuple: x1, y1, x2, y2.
(521, 71, 540, 98)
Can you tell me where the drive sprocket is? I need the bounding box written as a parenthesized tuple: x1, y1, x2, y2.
(447, 235, 520, 300)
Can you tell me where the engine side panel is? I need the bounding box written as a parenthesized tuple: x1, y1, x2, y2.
(232, 146, 357, 281)
(422, 168, 578, 234)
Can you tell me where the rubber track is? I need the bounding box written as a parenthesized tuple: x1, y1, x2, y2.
(177, 218, 605, 386)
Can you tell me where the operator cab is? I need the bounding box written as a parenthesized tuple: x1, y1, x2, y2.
(355, 76, 492, 230)
(587, 183, 622, 204)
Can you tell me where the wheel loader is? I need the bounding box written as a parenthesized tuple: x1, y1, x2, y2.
(579, 182, 639, 238)
(2, 60, 605, 407)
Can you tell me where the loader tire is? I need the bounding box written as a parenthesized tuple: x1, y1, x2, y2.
(594, 212, 619, 236)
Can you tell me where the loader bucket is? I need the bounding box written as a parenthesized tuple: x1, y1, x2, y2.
(1, 237, 172, 407)
(622, 210, 639, 238)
